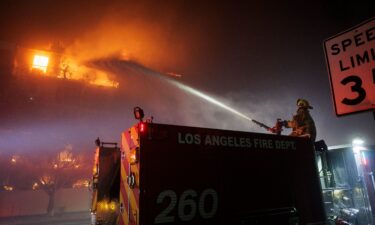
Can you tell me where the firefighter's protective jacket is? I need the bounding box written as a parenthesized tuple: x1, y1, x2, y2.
(286, 107, 316, 141)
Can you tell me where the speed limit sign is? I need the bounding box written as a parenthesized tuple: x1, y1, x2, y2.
(324, 17, 375, 116)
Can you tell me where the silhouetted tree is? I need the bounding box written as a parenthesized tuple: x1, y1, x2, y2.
(35, 145, 90, 215)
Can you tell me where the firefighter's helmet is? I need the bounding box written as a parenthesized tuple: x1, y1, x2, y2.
(296, 98, 313, 109)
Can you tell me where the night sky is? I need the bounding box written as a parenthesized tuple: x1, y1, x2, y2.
(0, 0, 374, 154)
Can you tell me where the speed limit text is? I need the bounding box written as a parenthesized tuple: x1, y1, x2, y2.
(329, 26, 374, 71)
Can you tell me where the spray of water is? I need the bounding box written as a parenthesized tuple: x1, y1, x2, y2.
(166, 78, 253, 122)
(92, 58, 255, 123)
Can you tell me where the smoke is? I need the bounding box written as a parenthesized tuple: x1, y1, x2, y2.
(62, 1, 199, 73)
(60, 2, 375, 146)
(5, 0, 373, 153)
(50, 1, 213, 98)
(84, 57, 297, 134)
(53, 1, 284, 131)
(52, 1, 302, 134)
(0, 8, 300, 155)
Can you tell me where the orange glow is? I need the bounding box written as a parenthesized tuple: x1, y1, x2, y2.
(15, 47, 119, 89)
(73, 179, 90, 188)
(93, 147, 99, 175)
(11, 155, 18, 164)
(40, 175, 54, 185)
(3, 185, 14, 191)
(97, 200, 117, 211)
(129, 147, 139, 164)
(57, 59, 119, 88)
(32, 182, 39, 190)
(32, 55, 49, 73)
(130, 152, 137, 164)
(89, 77, 120, 88)
(58, 150, 74, 163)
(63, 16, 187, 74)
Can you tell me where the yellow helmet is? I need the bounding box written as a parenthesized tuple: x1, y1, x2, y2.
(296, 98, 313, 109)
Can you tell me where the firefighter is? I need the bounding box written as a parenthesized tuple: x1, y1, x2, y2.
(283, 98, 316, 141)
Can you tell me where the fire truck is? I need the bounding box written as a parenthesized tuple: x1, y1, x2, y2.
(90, 120, 328, 225)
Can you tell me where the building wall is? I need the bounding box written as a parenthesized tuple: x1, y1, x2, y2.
(0, 188, 90, 217)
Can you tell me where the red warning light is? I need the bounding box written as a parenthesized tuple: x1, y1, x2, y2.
(140, 123, 145, 132)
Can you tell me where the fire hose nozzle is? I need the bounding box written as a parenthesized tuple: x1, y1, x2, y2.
(251, 119, 284, 135)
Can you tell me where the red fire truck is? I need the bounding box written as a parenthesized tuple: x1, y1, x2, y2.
(90, 121, 327, 225)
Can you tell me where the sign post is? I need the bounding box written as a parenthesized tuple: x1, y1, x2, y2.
(324, 17, 375, 116)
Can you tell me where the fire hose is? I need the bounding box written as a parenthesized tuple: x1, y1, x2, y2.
(251, 119, 285, 135)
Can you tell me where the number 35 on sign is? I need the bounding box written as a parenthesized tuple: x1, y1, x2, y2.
(324, 17, 375, 116)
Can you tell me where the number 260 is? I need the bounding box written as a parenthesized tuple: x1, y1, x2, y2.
(154, 189, 218, 224)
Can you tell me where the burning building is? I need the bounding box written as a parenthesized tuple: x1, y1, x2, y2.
(11, 44, 119, 88)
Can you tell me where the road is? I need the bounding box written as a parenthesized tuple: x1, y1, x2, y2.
(0, 212, 91, 225)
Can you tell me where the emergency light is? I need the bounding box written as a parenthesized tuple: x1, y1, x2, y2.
(139, 123, 145, 132)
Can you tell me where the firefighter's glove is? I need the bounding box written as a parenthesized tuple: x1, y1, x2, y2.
(268, 127, 278, 134)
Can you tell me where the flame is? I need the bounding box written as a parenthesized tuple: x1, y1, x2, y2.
(63, 13, 187, 77)
(14, 47, 119, 88)
(32, 55, 49, 73)
(58, 149, 74, 163)
(89, 78, 119, 88)
(72, 179, 90, 188)
(58, 58, 119, 88)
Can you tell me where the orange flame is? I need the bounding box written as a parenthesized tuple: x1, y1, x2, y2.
(32, 55, 49, 73)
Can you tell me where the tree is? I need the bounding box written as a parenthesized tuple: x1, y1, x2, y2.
(34, 145, 91, 215)
(0, 145, 92, 216)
